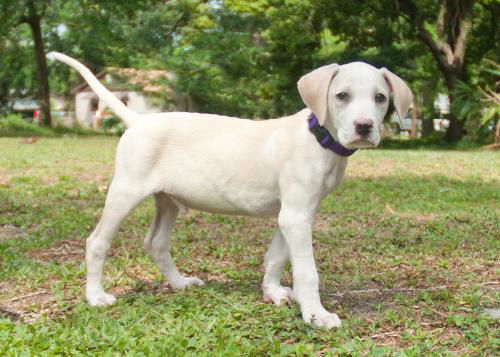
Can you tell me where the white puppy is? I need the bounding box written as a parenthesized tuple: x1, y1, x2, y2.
(49, 52, 412, 329)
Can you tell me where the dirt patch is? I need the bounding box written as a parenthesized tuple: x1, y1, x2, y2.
(0, 305, 22, 321)
(0, 224, 24, 242)
(0, 277, 62, 323)
(483, 143, 500, 151)
(1, 290, 54, 322)
(0, 171, 13, 185)
(26, 239, 85, 264)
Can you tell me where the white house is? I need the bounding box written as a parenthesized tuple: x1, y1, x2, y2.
(71, 67, 196, 128)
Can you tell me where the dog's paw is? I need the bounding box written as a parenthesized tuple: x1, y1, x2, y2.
(263, 286, 295, 306)
(170, 276, 205, 290)
(302, 308, 342, 329)
(87, 291, 116, 307)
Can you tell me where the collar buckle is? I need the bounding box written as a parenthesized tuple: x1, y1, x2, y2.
(307, 113, 357, 157)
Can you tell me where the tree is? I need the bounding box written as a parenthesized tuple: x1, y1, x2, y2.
(1, 0, 53, 126)
(224, 0, 424, 117)
(0, 0, 164, 125)
(0, 26, 37, 111)
(328, 0, 498, 141)
(397, 0, 481, 141)
(1, 0, 495, 140)
(231, 0, 497, 140)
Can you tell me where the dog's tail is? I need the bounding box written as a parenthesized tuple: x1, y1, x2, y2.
(47, 52, 138, 128)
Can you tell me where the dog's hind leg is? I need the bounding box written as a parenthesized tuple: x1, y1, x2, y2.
(86, 180, 147, 306)
(262, 229, 294, 305)
(143, 193, 204, 290)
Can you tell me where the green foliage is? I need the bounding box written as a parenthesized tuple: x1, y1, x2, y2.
(452, 60, 499, 140)
(0, 114, 105, 137)
(0, 0, 498, 139)
(0, 114, 53, 136)
(100, 116, 126, 135)
(0, 27, 38, 110)
(163, 3, 275, 117)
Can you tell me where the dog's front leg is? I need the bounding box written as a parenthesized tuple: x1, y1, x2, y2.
(278, 207, 341, 329)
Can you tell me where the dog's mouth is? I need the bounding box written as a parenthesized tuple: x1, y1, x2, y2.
(338, 130, 380, 150)
(344, 138, 379, 149)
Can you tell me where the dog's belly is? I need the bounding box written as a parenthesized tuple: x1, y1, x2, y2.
(152, 153, 282, 216)
(168, 185, 281, 217)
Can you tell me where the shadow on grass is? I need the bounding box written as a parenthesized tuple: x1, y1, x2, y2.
(379, 136, 485, 150)
(118, 278, 261, 301)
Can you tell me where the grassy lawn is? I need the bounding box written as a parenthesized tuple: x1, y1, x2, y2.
(0, 136, 498, 355)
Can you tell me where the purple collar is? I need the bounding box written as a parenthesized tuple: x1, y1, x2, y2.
(308, 113, 357, 157)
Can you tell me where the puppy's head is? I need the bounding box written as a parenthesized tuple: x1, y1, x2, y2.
(298, 62, 412, 149)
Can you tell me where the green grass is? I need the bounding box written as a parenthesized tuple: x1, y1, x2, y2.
(0, 137, 499, 355)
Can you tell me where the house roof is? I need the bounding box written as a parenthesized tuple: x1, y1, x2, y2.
(71, 67, 174, 95)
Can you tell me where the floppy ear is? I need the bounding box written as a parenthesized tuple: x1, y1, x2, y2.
(297, 63, 339, 125)
(380, 68, 413, 121)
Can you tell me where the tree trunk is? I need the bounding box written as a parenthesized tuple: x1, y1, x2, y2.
(443, 75, 464, 142)
(401, 0, 473, 142)
(422, 117, 434, 137)
(495, 120, 500, 144)
(445, 115, 464, 141)
(25, 5, 52, 126)
(420, 81, 435, 137)
(410, 101, 418, 139)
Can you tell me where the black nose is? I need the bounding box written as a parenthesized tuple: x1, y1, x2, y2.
(354, 119, 374, 137)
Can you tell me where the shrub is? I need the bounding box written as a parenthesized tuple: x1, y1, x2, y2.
(0, 114, 53, 136)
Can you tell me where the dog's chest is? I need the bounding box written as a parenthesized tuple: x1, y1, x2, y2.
(320, 157, 348, 196)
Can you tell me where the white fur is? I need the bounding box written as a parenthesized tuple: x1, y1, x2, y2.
(49, 52, 412, 329)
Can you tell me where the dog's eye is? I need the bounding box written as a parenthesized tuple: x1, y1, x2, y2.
(375, 93, 387, 103)
(336, 92, 349, 101)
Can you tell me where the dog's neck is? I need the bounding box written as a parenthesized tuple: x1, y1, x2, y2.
(307, 113, 357, 157)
